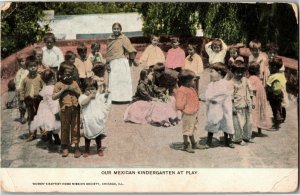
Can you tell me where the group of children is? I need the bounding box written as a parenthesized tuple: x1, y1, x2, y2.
(9, 22, 289, 156)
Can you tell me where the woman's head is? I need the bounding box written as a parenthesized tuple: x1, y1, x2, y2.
(43, 33, 56, 50)
(229, 47, 239, 59)
(84, 77, 98, 94)
(64, 51, 76, 64)
(26, 55, 38, 74)
(269, 57, 283, 74)
(41, 69, 55, 84)
(178, 69, 196, 87)
(33, 46, 43, 63)
(112, 22, 122, 37)
(231, 60, 247, 80)
(249, 39, 261, 58)
(210, 62, 227, 81)
(92, 62, 106, 77)
(211, 39, 222, 53)
(187, 44, 197, 56)
(77, 44, 87, 59)
(248, 61, 260, 76)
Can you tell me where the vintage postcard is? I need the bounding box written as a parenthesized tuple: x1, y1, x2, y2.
(0, 1, 298, 193)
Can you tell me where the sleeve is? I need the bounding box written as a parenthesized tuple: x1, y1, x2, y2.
(122, 36, 136, 54)
(246, 79, 254, 97)
(15, 71, 20, 89)
(221, 39, 228, 53)
(158, 47, 165, 63)
(55, 47, 64, 70)
(205, 41, 213, 55)
(139, 45, 150, 63)
(179, 49, 186, 67)
(19, 78, 26, 101)
(272, 80, 283, 95)
(78, 94, 88, 107)
(73, 82, 82, 95)
(136, 83, 152, 101)
(175, 90, 186, 111)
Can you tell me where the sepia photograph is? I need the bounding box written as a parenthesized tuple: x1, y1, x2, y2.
(0, 1, 298, 193)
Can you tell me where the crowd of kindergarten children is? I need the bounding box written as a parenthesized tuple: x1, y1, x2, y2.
(8, 22, 289, 156)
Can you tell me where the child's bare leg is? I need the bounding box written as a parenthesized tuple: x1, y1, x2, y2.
(96, 135, 104, 156)
(83, 137, 91, 158)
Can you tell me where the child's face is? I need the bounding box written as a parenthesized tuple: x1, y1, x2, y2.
(233, 69, 244, 80)
(92, 45, 100, 54)
(62, 69, 73, 83)
(35, 51, 43, 63)
(18, 58, 26, 68)
(187, 46, 195, 56)
(78, 50, 87, 60)
(171, 40, 179, 48)
(212, 45, 221, 53)
(229, 49, 238, 58)
(67, 56, 76, 64)
(151, 37, 159, 46)
(267, 51, 277, 60)
(112, 25, 121, 36)
(250, 48, 260, 58)
(45, 38, 54, 50)
(27, 62, 38, 74)
(210, 69, 221, 82)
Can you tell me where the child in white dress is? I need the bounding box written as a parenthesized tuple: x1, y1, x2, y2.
(30, 69, 61, 145)
(204, 62, 235, 148)
(78, 78, 111, 157)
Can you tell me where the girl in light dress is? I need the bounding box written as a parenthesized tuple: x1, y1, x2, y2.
(30, 69, 61, 145)
(248, 62, 272, 136)
(204, 62, 235, 148)
(124, 69, 180, 127)
(78, 78, 111, 157)
(205, 38, 228, 64)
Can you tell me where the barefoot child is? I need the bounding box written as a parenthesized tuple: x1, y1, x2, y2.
(204, 62, 235, 148)
(79, 78, 111, 157)
(53, 62, 82, 158)
(30, 69, 61, 145)
(19, 56, 44, 141)
(175, 69, 204, 153)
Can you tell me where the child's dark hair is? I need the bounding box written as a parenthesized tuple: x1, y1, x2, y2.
(77, 43, 87, 54)
(112, 22, 122, 30)
(249, 39, 261, 49)
(16, 53, 27, 63)
(178, 69, 195, 86)
(269, 57, 283, 71)
(150, 35, 159, 41)
(25, 55, 37, 68)
(170, 36, 179, 44)
(59, 61, 74, 74)
(91, 42, 100, 50)
(248, 62, 260, 76)
(153, 63, 165, 72)
(43, 32, 56, 43)
(231, 60, 247, 73)
(187, 43, 197, 51)
(212, 39, 223, 49)
(139, 69, 148, 81)
(65, 51, 76, 61)
(92, 62, 106, 77)
(84, 77, 98, 92)
(41, 69, 54, 83)
(7, 79, 16, 91)
(211, 62, 228, 77)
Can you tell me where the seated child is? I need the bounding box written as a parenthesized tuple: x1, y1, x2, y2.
(139, 35, 165, 70)
(78, 78, 111, 157)
(30, 69, 61, 145)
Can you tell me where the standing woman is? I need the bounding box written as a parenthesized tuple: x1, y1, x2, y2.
(105, 23, 138, 103)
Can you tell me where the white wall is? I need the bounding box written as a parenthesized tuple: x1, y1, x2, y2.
(47, 12, 143, 40)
